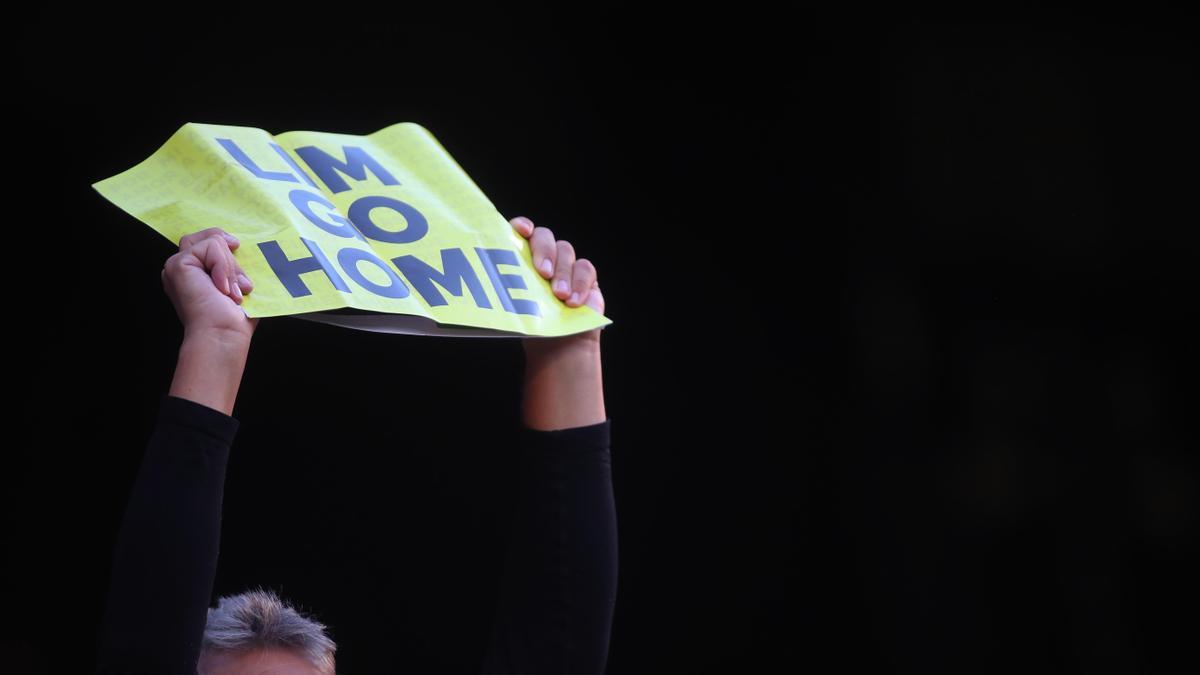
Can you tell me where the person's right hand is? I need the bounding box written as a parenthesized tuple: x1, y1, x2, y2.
(162, 227, 259, 342)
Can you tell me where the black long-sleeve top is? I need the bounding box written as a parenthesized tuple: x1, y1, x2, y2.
(96, 394, 617, 674)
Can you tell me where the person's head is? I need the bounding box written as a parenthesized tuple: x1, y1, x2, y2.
(197, 589, 336, 675)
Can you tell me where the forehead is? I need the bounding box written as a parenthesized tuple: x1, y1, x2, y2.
(197, 647, 322, 675)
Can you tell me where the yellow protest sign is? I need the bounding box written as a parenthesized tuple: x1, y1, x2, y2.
(92, 121, 612, 338)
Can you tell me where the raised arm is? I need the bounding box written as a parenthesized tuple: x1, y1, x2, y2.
(481, 217, 617, 675)
(96, 228, 258, 674)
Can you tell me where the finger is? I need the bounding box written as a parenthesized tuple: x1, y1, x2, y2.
(236, 269, 254, 294)
(230, 254, 254, 294)
(551, 239, 576, 299)
(510, 216, 534, 239)
(195, 237, 231, 295)
(162, 252, 183, 282)
(180, 227, 239, 251)
(225, 247, 243, 303)
(164, 250, 192, 283)
(566, 258, 597, 306)
(529, 226, 557, 278)
(215, 245, 232, 297)
(230, 267, 243, 302)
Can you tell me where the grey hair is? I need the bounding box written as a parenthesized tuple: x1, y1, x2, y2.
(201, 588, 336, 674)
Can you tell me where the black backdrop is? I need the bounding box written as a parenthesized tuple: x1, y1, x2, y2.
(7, 9, 1196, 673)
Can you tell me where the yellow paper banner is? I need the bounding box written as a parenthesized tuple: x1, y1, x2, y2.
(92, 121, 612, 338)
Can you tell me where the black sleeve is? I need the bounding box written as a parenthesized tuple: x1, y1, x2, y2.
(480, 418, 618, 675)
(96, 394, 240, 675)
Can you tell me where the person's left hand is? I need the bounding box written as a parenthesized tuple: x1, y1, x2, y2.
(510, 215, 604, 351)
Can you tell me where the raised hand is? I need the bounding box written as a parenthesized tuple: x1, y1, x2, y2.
(510, 215, 605, 352)
(161, 227, 258, 342)
(162, 227, 257, 416)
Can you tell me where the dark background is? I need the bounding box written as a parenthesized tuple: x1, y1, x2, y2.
(7, 8, 1196, 673)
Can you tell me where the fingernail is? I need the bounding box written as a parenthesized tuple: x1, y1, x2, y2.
(554, 280, 567, 294)
(540, 259, 553, 276)
(515, 216, 532, 229)
(239, 273, 253, 289)
(232, 283, 242, 300)
(569, 292, 580, 304)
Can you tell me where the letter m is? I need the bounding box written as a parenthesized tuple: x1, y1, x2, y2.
(294, 145, 401, 194)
